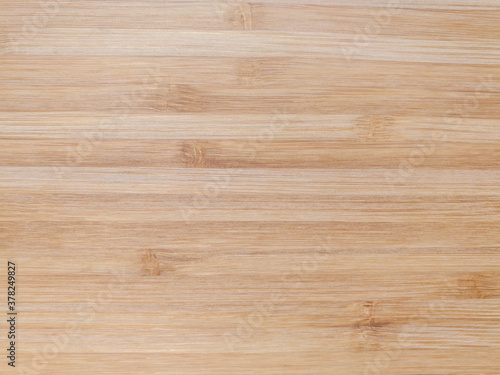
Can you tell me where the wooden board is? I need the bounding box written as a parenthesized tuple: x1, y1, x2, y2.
(1, 1, 499, 374)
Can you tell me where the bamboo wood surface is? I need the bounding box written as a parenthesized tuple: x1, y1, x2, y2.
(1, 1, 500, 374)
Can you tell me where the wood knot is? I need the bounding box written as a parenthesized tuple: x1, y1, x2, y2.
(161, 84, 205, 113)
(142, 250, 162, 276)
(355, 115, 394, 142)
(349, 301, 387, 351)
(356, 300, 377, 330)
(141, 250, 198, 276)
(238, 59, 265, 86)
(220, 2, 252, 30)
(457, 273, 492, 299)
(181, 142, 205, 168)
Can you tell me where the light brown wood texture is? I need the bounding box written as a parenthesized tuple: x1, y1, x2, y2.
(1, 1, 500, 374)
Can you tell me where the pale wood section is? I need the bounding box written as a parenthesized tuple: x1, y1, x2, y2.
(2, 3, 500, 40)
(1, 0, 499, 374)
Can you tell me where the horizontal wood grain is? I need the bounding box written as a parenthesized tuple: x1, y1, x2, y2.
(1, 0, 499, 374)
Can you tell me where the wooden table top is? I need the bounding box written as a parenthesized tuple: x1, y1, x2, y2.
(1, 1, 499, 374)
